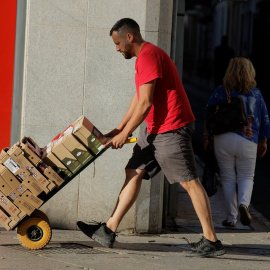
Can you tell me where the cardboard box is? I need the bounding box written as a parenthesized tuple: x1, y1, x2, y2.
(0, 164, 21, 190)
(12, 189, 43, 216)
(51, 125, 73, 145)
(21, 137, 42, 158)
(61, 134, 93, 166)
(0, 175, 13, 196)
(21, 177, 43, 197)
(16, 184, 27, 193)
(38, 164, 65, 187)
(0, 150, 21, 177)
(18, 141, 65, 187)
(0, 150, 43, 197)
(20, 139, 42, 166)
(0, 208, 18, 231)
(20, 190, 43, 208)
(0, 191, 25, 221)
(13, 196, 36, 216)
(52, 143, 83, 174)
(8, 184, 27, 201)
(42, 151, 73, 180)
(0, 184, 37, 217)
(72, 116, 107, 155)
(7, 145, 55, 194)
(42, 125, 73, 153)
(19, 140, 66, 187)
(46, 127, 94, 171)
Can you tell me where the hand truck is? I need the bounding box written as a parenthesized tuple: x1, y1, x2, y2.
(0, 119, 136, 250)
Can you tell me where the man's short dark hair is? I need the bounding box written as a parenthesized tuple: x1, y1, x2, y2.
(110, 18, 140, 36)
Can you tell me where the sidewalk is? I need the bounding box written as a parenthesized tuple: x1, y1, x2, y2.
(176, 156, 270, 232)
(0, 158, 270, 270)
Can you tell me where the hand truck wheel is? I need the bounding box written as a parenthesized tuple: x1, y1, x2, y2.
(31, 209, 50, 223)
(17, 217, 52, 250)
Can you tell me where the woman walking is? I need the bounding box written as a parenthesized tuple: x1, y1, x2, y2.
(204, 57, 270, 227)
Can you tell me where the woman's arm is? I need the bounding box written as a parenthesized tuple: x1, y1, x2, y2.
(257, 137, 267, 158)
(257, 94, 270, 158)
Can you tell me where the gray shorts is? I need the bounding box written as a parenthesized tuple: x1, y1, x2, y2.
(125, 122, 198, 184)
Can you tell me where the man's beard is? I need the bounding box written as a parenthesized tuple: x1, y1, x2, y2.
(121, 51, 132, 59)
(121, 43, 132, 59)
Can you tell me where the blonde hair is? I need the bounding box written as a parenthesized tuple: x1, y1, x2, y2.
(223, 57, 257, 94)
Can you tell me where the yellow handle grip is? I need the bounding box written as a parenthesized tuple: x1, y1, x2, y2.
(125, 137, 137, 144)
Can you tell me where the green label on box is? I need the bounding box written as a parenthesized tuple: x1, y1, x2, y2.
(87, 134, 103, 155)
(54, 166, 72, 180)
(71, 148, 93, 165)
(62, 157, 82, 174)
(59, 167, 73, 180)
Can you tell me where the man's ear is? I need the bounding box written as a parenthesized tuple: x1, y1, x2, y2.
(127, 33, 134, 42)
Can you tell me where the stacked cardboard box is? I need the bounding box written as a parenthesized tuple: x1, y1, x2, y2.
(0, 116, 107, 231)
(0, 139, 59, 231)
(41, 116, 107, 175)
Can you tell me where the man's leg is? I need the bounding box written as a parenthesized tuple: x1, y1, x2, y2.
(106, 168, 146, 232)
(180, 177, 217, 242)
(77, 168, 146, 248)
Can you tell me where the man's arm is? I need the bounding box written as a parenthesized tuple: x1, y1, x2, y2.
(104, 79, 156, 149)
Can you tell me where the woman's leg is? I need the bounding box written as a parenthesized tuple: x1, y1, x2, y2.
(235, 136, 257, 208)
(215, 133, 238, 223)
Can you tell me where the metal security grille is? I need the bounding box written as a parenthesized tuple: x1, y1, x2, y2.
(3, 243, 110, 254)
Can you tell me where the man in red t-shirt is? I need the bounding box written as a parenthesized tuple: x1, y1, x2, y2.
(77, 18, 225, 258)
(135, 42, 195, 134)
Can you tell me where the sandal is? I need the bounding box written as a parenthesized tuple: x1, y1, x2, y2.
(222, 219, 236, 228)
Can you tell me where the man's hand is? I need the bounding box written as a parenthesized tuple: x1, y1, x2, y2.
(257, 140, 267, 158)
(103, 132, 129, 149)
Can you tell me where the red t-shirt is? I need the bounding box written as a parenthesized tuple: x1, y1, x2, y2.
(135, 42, 195, 134)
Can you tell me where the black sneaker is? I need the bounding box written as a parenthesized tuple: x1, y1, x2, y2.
(187, 236, 226, 257)
(239, 204, 251, 226)
(77, 221, 117, 248)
